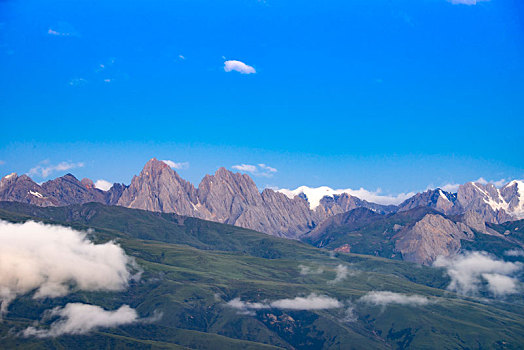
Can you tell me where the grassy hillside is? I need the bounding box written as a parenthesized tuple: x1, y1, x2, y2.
(0, 202, 523, 349)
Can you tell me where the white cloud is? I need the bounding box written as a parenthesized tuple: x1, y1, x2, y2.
(232, 163, 277, 178)
(47, 22, 78, 37)
(162, 160, 189, 170)
(226, 293, 342, 314)
(298, 264, 324, 275)
(440, 183, 461, 192)
(68, 78, 88, 87)
(433, 251, 522, 297)
(0, 220, 133, 316)
(23, 303, 138, 337)
(178, 54, 185, 60)
(278, 186, 414, 208)
(258, 164, 277, 173)
(328, 264, 351, 285)
(271, 294, 342, 310)
(28, 161, 84, 178)
(482, 273, 519, 296)
(448, 0, 489, 5)
(94, 179, 113, 191)
(359, 291, 431, 307)
(224, 60, 256, 74)
(505, 249, 524, 257)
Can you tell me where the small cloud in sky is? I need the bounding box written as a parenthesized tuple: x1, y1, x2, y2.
(232, 163, 277, 177)
(440, 183, 461, 192)
(448, 0, 488, 4)
(162, 160, 189, 170)
(0, 160, 5, 165)
(95, 179, 113, 191)
(473, 177, 507, 187)
(68, 78, 87, 87)
(359, 291, 432, 307)
(47, 22, 78, 37)
(178, 54, 185, 60)
(28, 161, 84, 178)
(22, 303, 139, 337)
(433, 251, 522, 297)
(224, 60, 256, 74)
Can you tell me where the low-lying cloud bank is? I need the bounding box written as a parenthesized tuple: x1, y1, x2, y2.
(0, 220, 133, 316)
(23, 303, 138, 337)
(227, 293, 342, 315)
(434, 251, 522, 297)
(359, 291, 431, 307)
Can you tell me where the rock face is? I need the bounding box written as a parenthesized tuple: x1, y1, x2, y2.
(394, 214, 474, 265)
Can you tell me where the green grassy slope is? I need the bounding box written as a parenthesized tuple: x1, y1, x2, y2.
(0, 202, 523, 349)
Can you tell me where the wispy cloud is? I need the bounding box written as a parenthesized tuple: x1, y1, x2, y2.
(298, 264, 324, 275)
(359, 291, 431, 307)
(440, 183, 461, 192)
(162, 160, 189, 170)
(47, 22, 78, 37)
(448, 0, 489, 5)
(0, 220, 133, 316)
(433, 251, 522, 297)
(0, 160, 4, 165)
(94, 179, 113, 191)
(28, 161, 84, 178)
(23, 303, 139, 337)
(505, 249, 524, 258)
(224, 60, 256, 74)
(328, 264, 351, 285)
(232, 163, 277, 177)
(68, 78, 88, 87)
(226, 293, 342, 315)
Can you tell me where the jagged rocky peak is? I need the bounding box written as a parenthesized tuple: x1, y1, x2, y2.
(398, 188, 457, 214)
(117, 158, 201, 216)
(41, 173, 107, 205)
(0, 172, 58, 206)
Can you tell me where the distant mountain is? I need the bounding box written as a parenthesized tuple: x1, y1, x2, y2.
(1, 158, 523, 238)
(0, 172, 125, 207)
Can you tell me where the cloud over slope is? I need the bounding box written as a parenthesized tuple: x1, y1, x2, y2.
(0, 220, 133, 315)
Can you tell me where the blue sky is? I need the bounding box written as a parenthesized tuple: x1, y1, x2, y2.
(0, 0, 523, 197)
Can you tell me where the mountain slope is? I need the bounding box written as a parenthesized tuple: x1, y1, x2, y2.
(302, 206, 522, 265)
(0, 202, 523, 349)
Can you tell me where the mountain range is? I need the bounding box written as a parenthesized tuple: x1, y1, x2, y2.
(1, 158, 523, 264)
